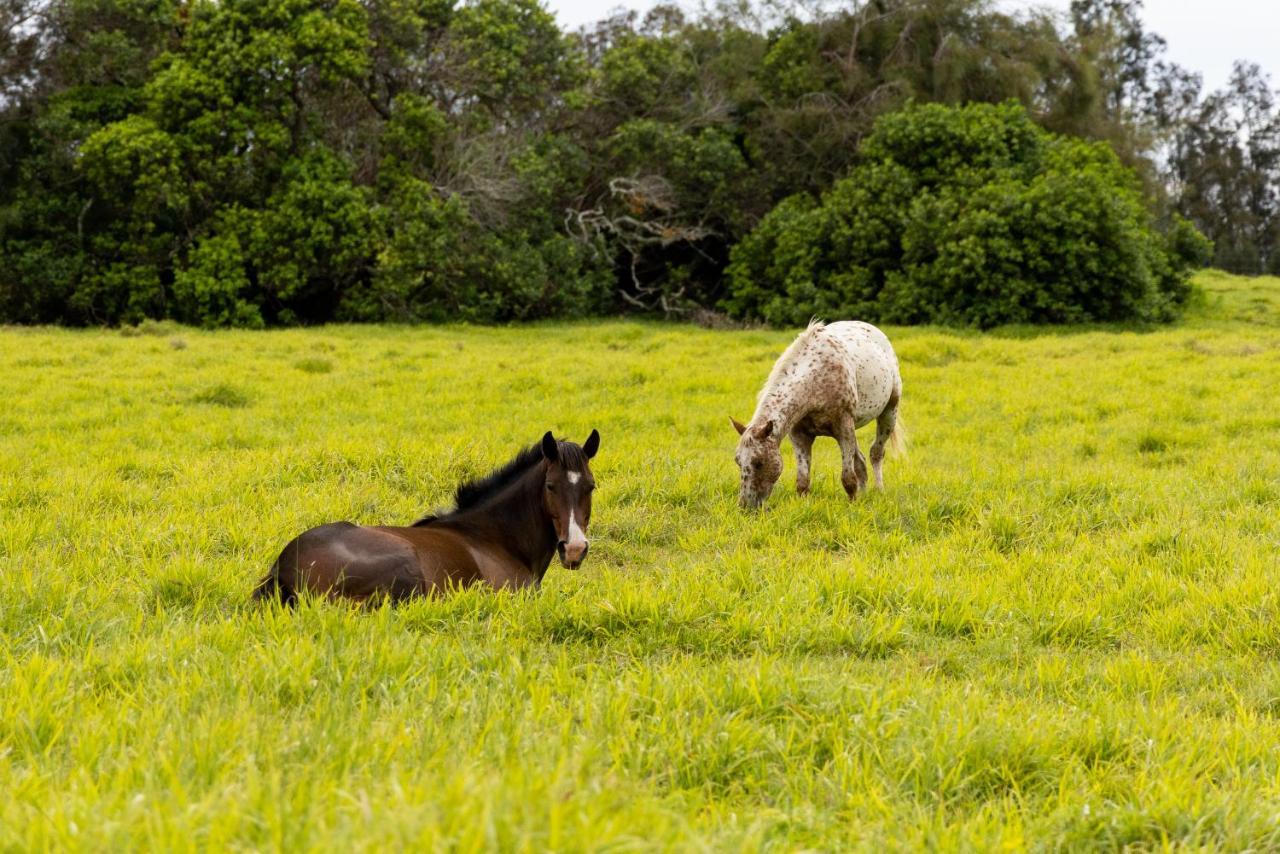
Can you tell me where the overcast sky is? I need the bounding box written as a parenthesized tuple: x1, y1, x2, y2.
(546, 0, 1279, 94)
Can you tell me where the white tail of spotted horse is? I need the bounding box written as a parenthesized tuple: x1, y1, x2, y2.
(732, 320, 904, 508)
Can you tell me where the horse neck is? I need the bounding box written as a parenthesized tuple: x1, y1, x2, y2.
(753, 360, 821, 438)
(453, 464, 557, 571)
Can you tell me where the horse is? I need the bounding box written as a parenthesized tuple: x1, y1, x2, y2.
(731, 320, 904, 508)
(253, 430, 600, 604)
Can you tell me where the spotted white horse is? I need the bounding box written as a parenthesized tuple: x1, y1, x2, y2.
(731, 320, 905, 508)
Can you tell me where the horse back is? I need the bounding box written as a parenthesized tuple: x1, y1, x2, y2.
(824, 321, 898, 369)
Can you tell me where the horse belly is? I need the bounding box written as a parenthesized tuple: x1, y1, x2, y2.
(795, 411, 841, 437)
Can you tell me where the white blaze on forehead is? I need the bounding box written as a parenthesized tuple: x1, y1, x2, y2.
(567, 471, 581, 484)
(566, 509, 587, 546)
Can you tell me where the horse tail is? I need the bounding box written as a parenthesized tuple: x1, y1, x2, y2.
(888, 413, 908, 458)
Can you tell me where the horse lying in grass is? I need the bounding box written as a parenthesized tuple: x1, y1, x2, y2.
(732, 320, 903, 508)
(254, 430, 599, 604)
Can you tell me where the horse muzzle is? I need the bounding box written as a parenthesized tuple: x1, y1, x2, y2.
(558, 539, 589, 569)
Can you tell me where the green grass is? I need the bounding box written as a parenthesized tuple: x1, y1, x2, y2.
(2, 271, 1280, 849)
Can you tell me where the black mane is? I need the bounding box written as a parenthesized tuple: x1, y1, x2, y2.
(412, 439, 588, 526)
(455, 443, 544, 510)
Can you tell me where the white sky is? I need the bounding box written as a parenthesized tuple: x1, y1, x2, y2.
(546, 0, 1280, 94)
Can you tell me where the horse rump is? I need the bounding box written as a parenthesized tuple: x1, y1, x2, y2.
(253, 535, 303, 606)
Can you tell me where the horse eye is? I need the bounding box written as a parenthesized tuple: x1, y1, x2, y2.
(752, 461, 762, 470)
(545, 483, 555, 492)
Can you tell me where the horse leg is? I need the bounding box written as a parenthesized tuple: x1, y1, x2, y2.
(870, 391, 899, 490)
(836, 418, 867, 499)
(791, 429, 815, 496)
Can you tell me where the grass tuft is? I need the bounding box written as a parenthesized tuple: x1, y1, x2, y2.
(294, 357, 334, 374)
(1137, 432, 1170, 453)
(190, 383, 251, 407)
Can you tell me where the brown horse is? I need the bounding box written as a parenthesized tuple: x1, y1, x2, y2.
(253, 430, 600, 604)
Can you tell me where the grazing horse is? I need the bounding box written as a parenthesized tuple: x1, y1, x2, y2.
(731, 320, 904, 508)
(253, 430, 600, 604)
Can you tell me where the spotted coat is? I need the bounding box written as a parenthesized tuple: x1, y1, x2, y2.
(734, 320, 905, 507)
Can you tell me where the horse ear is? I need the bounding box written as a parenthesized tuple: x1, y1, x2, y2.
(755, 420, 775, 439)
(541, 431, 559, 463)
(583, 429, 600, 459)
(730, 417, 747, 436)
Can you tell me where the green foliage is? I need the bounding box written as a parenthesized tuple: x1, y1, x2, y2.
(726, 102, 1207, 327)
(254, 152, 375, 309)
(0, 0, 613, 326)
(449, 0, 577, 117)
(595, 33, 696, 115)
(354, 175, 607, 322)
(0, 0, 1256, 326)
(173, 229, 262, 328)
(79, 116, 185, 213)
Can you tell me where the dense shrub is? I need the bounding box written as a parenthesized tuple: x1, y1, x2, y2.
(724, 102, 1212, 328)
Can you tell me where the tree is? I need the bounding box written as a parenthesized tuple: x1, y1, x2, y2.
(1167, 63, 1279, 273)
(0, 0, 1262, 327)
(724, 101, 1208, 327)
(0, 0, 180, 323)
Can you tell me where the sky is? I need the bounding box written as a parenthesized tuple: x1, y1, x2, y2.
(545, 0, 1279, 94)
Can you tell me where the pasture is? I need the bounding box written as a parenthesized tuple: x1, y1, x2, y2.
(2, 270, 1280, 849)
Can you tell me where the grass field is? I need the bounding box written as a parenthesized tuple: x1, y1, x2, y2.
(2, 270, 1279, 850)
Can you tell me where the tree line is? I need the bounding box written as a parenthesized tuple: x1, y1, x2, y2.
(0, 0, 1275, 327)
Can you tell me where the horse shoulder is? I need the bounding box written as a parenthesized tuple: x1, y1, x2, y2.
(462, 538, 543, 590)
